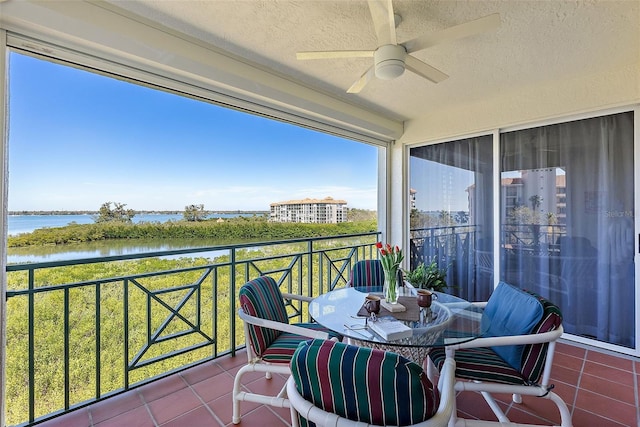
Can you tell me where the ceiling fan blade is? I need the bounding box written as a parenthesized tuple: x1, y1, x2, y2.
(347, 66, 375, 93)
(403, 13, 501, 54)
(405, 55, 448, 83)
(296, 50, 374, 60)
(368, 0, 396, 46)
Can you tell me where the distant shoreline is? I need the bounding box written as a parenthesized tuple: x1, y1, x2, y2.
(9, 210, 270, 216)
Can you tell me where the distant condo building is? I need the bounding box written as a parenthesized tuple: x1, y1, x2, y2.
(270, 197, 347, 223)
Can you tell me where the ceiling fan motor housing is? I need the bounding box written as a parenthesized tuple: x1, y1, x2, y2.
(374, 44, 406, 80)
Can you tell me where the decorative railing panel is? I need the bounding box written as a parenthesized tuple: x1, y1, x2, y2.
(5, 233, 379, 426)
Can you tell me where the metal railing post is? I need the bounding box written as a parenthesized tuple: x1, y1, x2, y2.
(230, 248, 236, 356)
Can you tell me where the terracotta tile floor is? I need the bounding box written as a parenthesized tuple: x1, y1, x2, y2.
(36, 340, 640, 427)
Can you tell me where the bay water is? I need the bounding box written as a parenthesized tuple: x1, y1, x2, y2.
(7, 213, 258, 264)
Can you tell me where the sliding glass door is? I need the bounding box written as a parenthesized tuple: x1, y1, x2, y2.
(410, 110, 636, 351)
(501, 112, 635, 348)
(409, 135, 494, 302)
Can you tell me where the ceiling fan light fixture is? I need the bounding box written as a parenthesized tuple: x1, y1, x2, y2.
(375, 59, 405, 79)
(374, 44, 406, 80)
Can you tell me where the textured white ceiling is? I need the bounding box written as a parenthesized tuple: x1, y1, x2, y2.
(108, 0, 639, 122)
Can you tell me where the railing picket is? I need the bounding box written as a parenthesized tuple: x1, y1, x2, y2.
(123, 278, 129, 390)
(146, 283, 152, 346)
(95, 283, 101, 399)
(230, 248, 237, 356)
(64, 287, 70, 410)
(28, 269, 35, 424)
(212, 266, 218, 357)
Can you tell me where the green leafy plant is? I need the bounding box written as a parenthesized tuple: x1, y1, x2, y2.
(404, 259, 448, 292)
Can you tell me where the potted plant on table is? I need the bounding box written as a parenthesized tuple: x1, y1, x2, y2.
(404, 258, 448, 292)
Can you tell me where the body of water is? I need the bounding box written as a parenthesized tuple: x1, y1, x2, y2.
(6, 213, 265, 264)
(7, 213, 257, 236)
(7, 238, 235, 264)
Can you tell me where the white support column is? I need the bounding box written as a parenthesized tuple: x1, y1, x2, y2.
(377, 144, 389, 242)
(385, 139, 406, 264)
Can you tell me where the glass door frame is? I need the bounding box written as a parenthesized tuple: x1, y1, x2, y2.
(405, 105, 640, 357)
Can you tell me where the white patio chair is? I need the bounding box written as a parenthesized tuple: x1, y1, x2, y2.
(232, 276, 340, 424)
(427, 281, 572, 427)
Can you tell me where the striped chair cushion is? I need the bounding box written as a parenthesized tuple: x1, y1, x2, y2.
(349, 259, 385, 292)
(239, 277, 341, 362)
(520, 291, 562, 383)
(430, 289, 563, 385)
(430, 346, 526, 385)
(239, 276, 290, 358)
(262, 323, 340, 363)
(291, 339, 440, 426)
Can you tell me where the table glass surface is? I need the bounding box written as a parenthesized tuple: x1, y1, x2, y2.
(309, 287, 488, 349)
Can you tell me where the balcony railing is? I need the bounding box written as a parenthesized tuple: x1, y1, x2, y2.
(409, 224, 479, 270)
(5, 232, 380, 427)
(5, 224, 568, 426)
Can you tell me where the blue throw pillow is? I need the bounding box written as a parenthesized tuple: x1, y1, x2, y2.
(482, 282, 543, 371)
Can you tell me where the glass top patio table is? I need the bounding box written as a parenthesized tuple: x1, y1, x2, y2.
(309, 287, 487, 358)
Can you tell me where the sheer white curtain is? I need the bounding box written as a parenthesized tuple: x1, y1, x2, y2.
(501, 112, 635, 348)
(409, 135, 494, 302)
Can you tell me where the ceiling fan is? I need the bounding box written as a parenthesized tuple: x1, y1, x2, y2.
(296, 0, 500, 93)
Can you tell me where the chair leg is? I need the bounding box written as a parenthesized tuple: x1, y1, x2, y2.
(549, 391, 573, 427)
(453, 382, 574, 427)
(289, 403, 300, 427)
(480, 391, 510, 423)
(447, 391, 457, 427)
(232, 364, 252, 424)
(232, 362, 292, 424)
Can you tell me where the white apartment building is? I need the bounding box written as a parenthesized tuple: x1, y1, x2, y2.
(270, 197, 347, 224)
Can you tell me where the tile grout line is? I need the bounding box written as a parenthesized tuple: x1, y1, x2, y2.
(264, 405, 293, 427)
(577, 349, 638, 426)
(569, 349, 587, 418)
(137, 389, 160, 427)
(177, 370, 227, 427)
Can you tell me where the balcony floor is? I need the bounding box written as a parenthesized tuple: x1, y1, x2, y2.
(37, 341, 639, 427)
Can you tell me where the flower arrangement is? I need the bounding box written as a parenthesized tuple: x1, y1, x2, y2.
(376, 242, 404, 303)
(376, 242, 404, 272)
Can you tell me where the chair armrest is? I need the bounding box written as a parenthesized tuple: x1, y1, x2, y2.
(448, 325, 564, 351)
(425, 356, 456, 427)
(238, 308, 330, 340)
(281, 292, 313, 303)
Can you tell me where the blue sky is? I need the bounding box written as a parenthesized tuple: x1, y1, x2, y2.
(8, 52, 378, 212)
